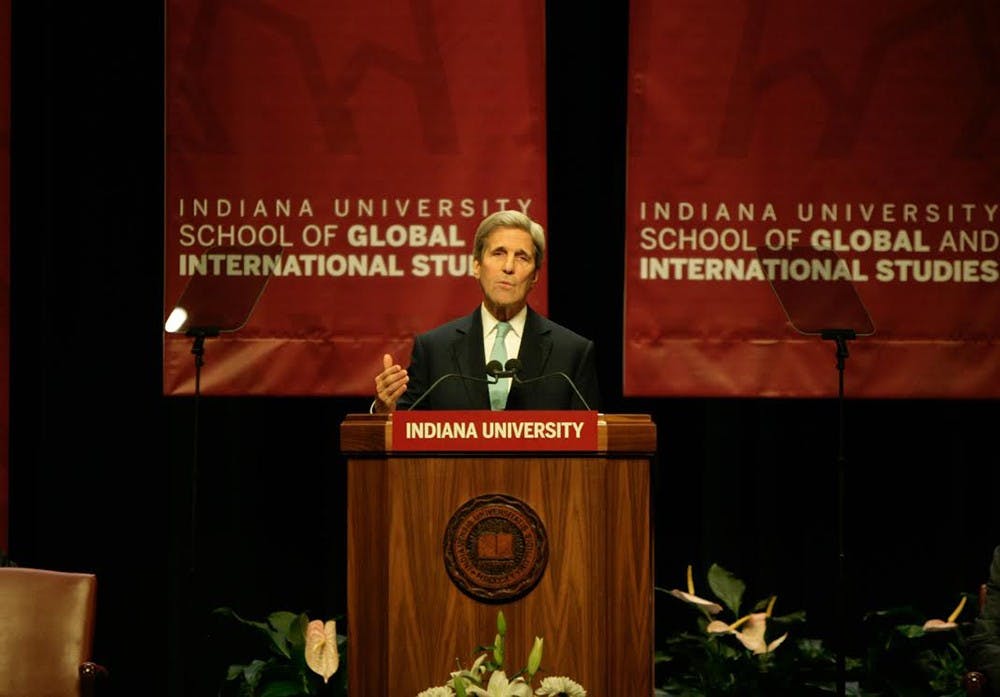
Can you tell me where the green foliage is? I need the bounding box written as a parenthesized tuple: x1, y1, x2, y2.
(656, 563, 839, 696)
(213, 607, 348, 697)
(857, 602, 971, 697)
(655, 565, 975, 697)
(655, 629, 843, 696)
(706, 564, 746, 617)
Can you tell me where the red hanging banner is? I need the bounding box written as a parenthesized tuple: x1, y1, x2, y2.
(164, 1, 548, 396)
(625, 0, 999, 397)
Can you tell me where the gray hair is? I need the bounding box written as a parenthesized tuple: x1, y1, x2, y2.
(472, 210, 546, 267)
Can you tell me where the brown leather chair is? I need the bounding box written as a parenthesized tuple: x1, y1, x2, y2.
(965, 583, 992, 697)
(0, 567, 107, 697)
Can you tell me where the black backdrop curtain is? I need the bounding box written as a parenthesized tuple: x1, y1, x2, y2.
(9, 3, 998, 697)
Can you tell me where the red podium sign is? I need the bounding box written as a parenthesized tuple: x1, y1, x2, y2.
(391, 410, 599, 452)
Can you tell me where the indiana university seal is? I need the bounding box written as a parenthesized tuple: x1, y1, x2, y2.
(443, 493, 549, 603)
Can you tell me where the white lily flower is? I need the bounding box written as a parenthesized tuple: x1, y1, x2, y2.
(467, 670, 533, 697)
(450, 653, 489, 685)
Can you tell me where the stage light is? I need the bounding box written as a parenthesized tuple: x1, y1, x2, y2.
(164, 306, 189, 333)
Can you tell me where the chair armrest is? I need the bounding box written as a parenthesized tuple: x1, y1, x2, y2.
(80, 662, 110, 697)
(963, 669, 988, 697)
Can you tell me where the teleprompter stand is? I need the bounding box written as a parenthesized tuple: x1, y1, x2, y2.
(758, 246, 875, 697)
(163, 245, 280, 693)
(164, 244, 279, 564)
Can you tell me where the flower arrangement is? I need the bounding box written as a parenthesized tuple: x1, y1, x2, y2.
(417, 610, 586, 697)
(656, 563, 979, 696)
(656, 563, 841, 696)
(207, 577, 974, 697)
(214, 607, 346, 697)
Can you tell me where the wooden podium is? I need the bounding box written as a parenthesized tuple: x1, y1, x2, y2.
(341, 412, 656, 696)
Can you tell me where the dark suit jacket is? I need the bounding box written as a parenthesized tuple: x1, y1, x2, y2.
(397, 306, 599, 411)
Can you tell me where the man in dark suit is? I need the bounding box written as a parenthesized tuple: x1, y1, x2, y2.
(965, 545, 1000, 690)
(373, 210, 599, 412)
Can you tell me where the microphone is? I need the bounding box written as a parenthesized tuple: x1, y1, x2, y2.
(406, 369, 497, 411)
(486, 360, 519, 379)
(504, 359, 593, 411)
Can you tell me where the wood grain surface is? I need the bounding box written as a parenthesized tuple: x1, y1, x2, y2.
(343, 414, 655, 696)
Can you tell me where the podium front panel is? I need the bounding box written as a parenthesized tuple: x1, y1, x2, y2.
(343, 414, 655, 696)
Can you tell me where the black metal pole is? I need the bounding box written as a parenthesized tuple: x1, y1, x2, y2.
(189, 332, 206, 576)
(184, 327, 217, 695)
(822, 329, 853, 697)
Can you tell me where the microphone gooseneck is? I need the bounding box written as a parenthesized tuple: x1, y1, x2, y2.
(407, 369, 496, 411)
(407, 362, 592, 411)
(506, 360, 592, 411)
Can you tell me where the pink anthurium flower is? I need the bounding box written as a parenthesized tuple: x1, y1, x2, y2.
(922, 595, 967, 632)
(304, 619, 339, 683)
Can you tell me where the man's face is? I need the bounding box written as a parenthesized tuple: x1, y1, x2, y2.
(472, 226, 539, 319)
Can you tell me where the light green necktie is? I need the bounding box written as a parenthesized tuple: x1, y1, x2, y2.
(488, 321, 512, 410)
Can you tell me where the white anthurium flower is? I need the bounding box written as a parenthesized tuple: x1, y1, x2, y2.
(923, 595, 967, 632)
(731, 612, 788, 654)
(707, 609, 753, 636)
(303, 619, 339, 683)
(706, 619, 733, 634)
(534, 675, 587, 696)
(467, 670, 533, 697)
(668, 565, 723, 614)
